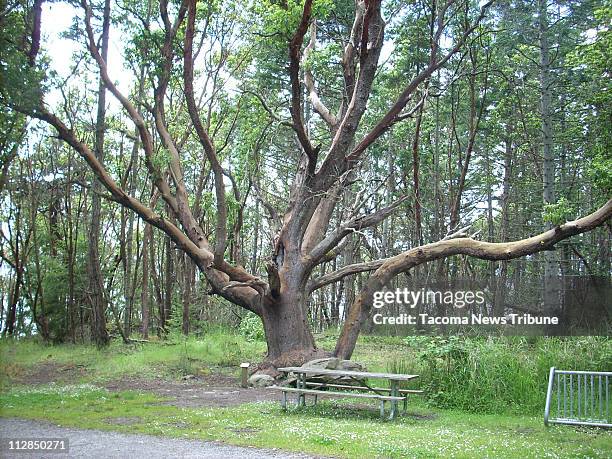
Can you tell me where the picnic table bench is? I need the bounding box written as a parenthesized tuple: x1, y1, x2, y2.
(270, 366, 421, 420)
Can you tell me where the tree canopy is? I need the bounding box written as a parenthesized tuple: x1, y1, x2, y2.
(0, 0, 610, 361)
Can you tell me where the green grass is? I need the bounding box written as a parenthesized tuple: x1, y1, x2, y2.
(2, 333, 610, 416)
(319, 334, 612, 415)
(0, 329, 267, 387)
(1, 384, 610, 458)
(1, 335, 611, 457)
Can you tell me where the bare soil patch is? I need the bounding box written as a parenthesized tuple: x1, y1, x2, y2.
(103, 374, 278, 408)
(18, 361, 88, 385)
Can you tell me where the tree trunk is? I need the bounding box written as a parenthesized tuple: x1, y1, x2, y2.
(411, 86, 427, 247)
(494, 129, 513, 316)
(164, 231, 174, 332)
(182, 253, 193, 335)
(4, 271, 20, 336)
(65, 156, 77, 342)
(539, 0, 560, 323)
(141, 223, 151, 339)
(87, 0, 111, 347)
(260, 289, 318, 363)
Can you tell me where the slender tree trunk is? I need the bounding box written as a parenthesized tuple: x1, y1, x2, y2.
(4, 190, 25, 337)
(4, 270, 20, 336)
(31, 198, 49, 341)
(411, 87, 427, 247)
(182, 254, 192, 335)
(0, 288, 4, 332)
(141, 223, 151, 339)
(558, 96, 570, 319)
(494, 129, 513, 316)
(449, 47, 486, 231)
(163, 231, 174, 332)
(120, 207, 130, 336)
(121, 0, 151, 339)
(251, 199, 259, 274)
(87, 0, 111, 346)
(330, 257, 340, 325)
(539, 0, 559, 322)
(485, 145, 496, 313)
(65, 157, 76, 342)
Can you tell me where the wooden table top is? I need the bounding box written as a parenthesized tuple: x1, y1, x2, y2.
(277, 367, 419, 381)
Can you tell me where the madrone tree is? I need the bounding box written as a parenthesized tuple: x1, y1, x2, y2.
(9, 0, 611, 364)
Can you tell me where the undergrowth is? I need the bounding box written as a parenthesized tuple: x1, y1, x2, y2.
(0, 326, 266, 385)
(2, 331, 610, 416)
(385, 335, 612, 414)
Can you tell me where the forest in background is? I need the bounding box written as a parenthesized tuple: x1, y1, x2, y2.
(0, 0, 610, 351)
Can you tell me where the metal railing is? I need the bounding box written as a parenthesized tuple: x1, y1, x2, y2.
(544, 367, 611, 428)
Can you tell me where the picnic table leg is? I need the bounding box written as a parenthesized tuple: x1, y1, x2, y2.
(380, 400, 385, 419)
(390, 380, 399, 420)
(403, 394, 408, 412)
(302, 373, 307, 407)
(295, 373, 300, 407)
(298, 372, 306, 407)
(281, 390, 287, 410)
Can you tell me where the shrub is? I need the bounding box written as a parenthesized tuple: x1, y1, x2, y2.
(239, 313, 265, 342)
(404, 335, 612, 414)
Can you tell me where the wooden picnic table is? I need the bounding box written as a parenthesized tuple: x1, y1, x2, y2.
(275, 366, 420, 419)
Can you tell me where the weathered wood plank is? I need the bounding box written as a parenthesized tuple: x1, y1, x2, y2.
(268, 386, 404, 401)
(277, 367, 419, 381)
(304, 382, 423, 394)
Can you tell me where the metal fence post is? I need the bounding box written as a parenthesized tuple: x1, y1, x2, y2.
(544, 367, 555, 426)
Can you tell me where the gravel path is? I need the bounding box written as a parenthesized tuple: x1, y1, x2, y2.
(0, 418, 319, 459)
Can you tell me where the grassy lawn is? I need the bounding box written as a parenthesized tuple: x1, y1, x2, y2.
(0, 330, 267, 387)
(0, 385, 612, 458)
(1, 384, 610, 458)
(1, 335, 610, 458)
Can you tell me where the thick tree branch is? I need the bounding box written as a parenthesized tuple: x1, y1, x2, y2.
(280, 0, 385, 258)
(308, 258, 386, 293)
(81, 0, 178, 215)
(184, 0, 228, 267)
(347, 0, 494, 162)
(314, 236, 351, 266)
(28, 0, 44, 65)
(301, 184, 342, 256)
(303, 21, 338, 129)
(385, 201, 611, 272)
(29, 107, 262, 315)
(82, 0, 264, 295)
(307, 195, 409, 266)
(335, 198, 612, 358)
(289, 0, 319, 169)
(338, 0, 365, 121)
(317, 0, 384, 183)
(150, 0, 218, 267)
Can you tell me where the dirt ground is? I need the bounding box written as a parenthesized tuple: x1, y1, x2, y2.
(12, 362, 436, 423)
(18, 362, 89, 386)
(17, 362, 278, 408)
(103, 374, 279, 408)
(16, 362, 433, 419)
